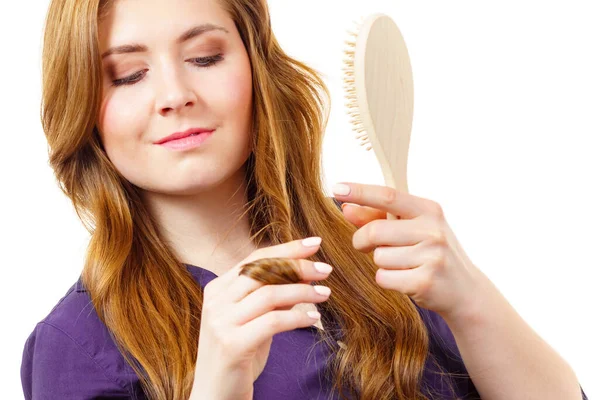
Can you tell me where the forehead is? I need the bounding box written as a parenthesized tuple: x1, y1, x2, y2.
(98, 0, 232, 43)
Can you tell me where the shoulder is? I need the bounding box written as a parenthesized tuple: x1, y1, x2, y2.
(20, 279, 144, 399)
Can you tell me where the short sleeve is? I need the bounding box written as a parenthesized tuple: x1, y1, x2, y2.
(414, 304, 482, 399)
(21, 322, 130, 399)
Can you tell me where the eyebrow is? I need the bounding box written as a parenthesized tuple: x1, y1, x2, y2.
(101, 23, 229, 59)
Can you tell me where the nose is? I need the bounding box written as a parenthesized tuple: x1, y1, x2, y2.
(155, 70, 197, 116)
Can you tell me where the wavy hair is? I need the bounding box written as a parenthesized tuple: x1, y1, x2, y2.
(40, 0, 461, 398)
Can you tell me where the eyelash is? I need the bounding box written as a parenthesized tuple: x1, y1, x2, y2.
(111, 54, 224, 87)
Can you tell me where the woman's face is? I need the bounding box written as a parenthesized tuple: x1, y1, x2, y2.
(97, 0, 253, 196)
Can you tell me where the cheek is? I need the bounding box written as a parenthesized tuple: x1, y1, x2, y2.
(229, 71, 252, 110)
(97, 94, 147, 177)
(223, 69, 253, 153)
(98, 94, 144, 150)
(214, 61, 253, 125)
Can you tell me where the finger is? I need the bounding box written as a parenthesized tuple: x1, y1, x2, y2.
(239, 308, 322, 349)
(375, 266, 425, 294)
(228, 258, 333, 303)
(233, 282, 331, 325)
(333, 182, 428, 219)
(342, 203, 386, 228)
(372, 244, 423, 269)
(352, 219, 426, 252)
(213, 237, 324, 291)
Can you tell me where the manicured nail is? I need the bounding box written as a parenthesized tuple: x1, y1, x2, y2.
(302, 237, 322, 247)
(307, 311, 321, 319)
(314, 262, 333, 274)
(314, 285, 331, 296)
(332, 183, 351, 196)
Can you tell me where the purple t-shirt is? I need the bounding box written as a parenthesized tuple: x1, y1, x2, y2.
(19, 264, 464, 399)
(21, 264, 589, 399)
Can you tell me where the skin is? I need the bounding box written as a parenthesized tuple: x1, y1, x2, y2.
(97, 0, 266, 275)
(333, 182, 583, 399)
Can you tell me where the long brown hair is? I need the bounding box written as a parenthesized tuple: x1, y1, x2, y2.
(40, 0, 460, 398)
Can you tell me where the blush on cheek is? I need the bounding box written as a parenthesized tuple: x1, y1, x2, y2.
(98, 94, 145, 146)
(223, 69, 253, 112)
(97, 96, 124, 140)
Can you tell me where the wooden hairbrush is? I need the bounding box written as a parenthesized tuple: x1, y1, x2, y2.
(342, 13, 414, 220)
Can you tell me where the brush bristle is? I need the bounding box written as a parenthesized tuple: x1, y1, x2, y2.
(342, 18, 372, 151)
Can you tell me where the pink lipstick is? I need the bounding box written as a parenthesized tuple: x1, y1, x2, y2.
(155, 128, 215, 150)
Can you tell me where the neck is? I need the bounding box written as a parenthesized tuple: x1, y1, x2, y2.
(141, 165, 266, 276)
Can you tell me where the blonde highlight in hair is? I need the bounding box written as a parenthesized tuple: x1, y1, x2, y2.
(40, 0, 461, 398)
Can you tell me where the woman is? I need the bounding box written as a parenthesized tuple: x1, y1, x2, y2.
(21, 0, 588, 399)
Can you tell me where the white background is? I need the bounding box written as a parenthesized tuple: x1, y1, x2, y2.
(1, 1, 598, 398)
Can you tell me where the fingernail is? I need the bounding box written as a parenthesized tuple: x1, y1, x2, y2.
(332, 183, 351, 196)
(314, 262, 333, 274)
(302, 237, 322, 247)
(341, 203, 348, 211)
(314, 285, 331, 296)
(307, 311, 321, 319)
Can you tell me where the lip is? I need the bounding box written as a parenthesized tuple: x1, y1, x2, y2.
(154, 128, 216, 145)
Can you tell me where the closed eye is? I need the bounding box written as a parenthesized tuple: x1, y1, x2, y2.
(110, 54, 224, 87)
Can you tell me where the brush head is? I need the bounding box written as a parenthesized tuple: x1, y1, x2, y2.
(342, 14, 414, 193)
